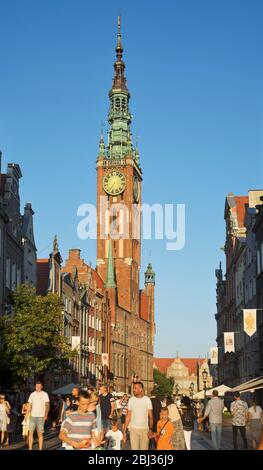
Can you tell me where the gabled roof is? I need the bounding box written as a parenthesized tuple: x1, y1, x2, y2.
(224, 194, 248, 229)
(234, 196, 248, 228)
(153, 358, 174, 373)
(93, 269, 104, 289)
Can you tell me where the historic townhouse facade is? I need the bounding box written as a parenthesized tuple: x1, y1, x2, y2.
(253, 195, 263, 376)
(0, 156, 37, 315)
(215, 190, 263, 387)
(37, 240, 113, 389)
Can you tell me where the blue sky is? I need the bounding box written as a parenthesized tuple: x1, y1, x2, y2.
(0, 0, 263, 358)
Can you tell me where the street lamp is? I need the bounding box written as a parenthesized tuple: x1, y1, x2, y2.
(202, 369, 208, 401)
(174, 383, 179, 398)
(189, 381, 194, 400)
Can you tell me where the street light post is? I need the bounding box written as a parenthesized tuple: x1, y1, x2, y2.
(189, 381, 194, 400)
(174, 382, 179, 398)
(202, 369, 208, 402)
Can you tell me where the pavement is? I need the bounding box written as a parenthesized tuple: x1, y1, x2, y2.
(0, 420, 254, 451)
(0, 427, 61, 451)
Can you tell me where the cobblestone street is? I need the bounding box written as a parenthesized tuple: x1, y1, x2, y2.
(0, 419, 255, 451)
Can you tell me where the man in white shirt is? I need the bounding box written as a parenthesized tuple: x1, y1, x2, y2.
(123, 382, 153, 450)
(198, 390, 224, 450)
(27, 381, 50, 450)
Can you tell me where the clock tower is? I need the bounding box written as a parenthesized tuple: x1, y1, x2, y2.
(96, 17, 142, 316)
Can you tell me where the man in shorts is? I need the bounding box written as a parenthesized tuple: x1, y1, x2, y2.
(27, 381, 50, 450)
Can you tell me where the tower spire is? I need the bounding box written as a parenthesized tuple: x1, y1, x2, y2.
(112, 15, 127, 92)
(107, 17, 133, 159)
(117, 15, 122, 55)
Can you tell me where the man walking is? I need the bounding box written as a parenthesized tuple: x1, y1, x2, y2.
(99, 385, 115, 437)
(27, 381, 50, 450)
(123, 382, 153, 450)
(198, 390, 224, 450)
(230, 392, 248, 450)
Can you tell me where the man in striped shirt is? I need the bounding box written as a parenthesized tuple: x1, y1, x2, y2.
(59, 390, 99, 450)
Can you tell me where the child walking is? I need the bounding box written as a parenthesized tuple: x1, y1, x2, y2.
(153, 407, 175, 450)
(105, 418, 123, 450)
(21, 402, 31, 448)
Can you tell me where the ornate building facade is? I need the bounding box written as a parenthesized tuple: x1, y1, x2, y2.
(154, 357, 212, 396)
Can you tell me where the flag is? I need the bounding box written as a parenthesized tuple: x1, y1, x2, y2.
(210, 347, 218, 364)
(224, 332, 235, 353)
(102, 353, 109, 367)
(243, 309, 257, 336)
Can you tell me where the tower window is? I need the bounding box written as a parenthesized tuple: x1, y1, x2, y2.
(115, 98, 120, 110)
(121, 98, 126, 110)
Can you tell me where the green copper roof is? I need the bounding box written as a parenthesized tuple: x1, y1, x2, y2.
(98, 17, 139, 162)
(145, 263, 155, 284)
(105, 239, 116, 288)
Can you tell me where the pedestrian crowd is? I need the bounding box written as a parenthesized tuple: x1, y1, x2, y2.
(0, 383, 263, 450)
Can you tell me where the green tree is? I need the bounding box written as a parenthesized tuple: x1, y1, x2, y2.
(0, 285, 76, 390)
(153, 368, 174, 399)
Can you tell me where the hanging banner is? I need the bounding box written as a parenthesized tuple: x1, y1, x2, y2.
(243, 309, 257, 337)
(210, 347, 218, 364)
(102, 353, 109, 367)
(224, 332, 235, 353)
(71, 336, 80, 350)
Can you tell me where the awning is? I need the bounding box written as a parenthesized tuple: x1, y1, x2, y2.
(231, 376, 263, 393)
(193, 384, 232, 399)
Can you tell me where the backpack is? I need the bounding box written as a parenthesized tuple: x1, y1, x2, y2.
(182, 408, 195, 430)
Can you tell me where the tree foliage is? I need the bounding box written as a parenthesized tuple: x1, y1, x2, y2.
(153, 368, 174, 399)
(0, 285, 76, 389)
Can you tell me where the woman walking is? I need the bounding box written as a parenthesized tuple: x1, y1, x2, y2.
(180, 396, 195, 450)
(0, 394, 11, 447)
(166, 396, 185, 450)
(248, 400, 263, 450)
(21, 402, 31, 448)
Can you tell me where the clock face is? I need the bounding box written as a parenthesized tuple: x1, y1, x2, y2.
(133, 176, 140, 203)
(103, 171, 126, 195)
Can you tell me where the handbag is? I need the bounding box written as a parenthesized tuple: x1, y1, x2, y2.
(155, 420, 169, 445)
